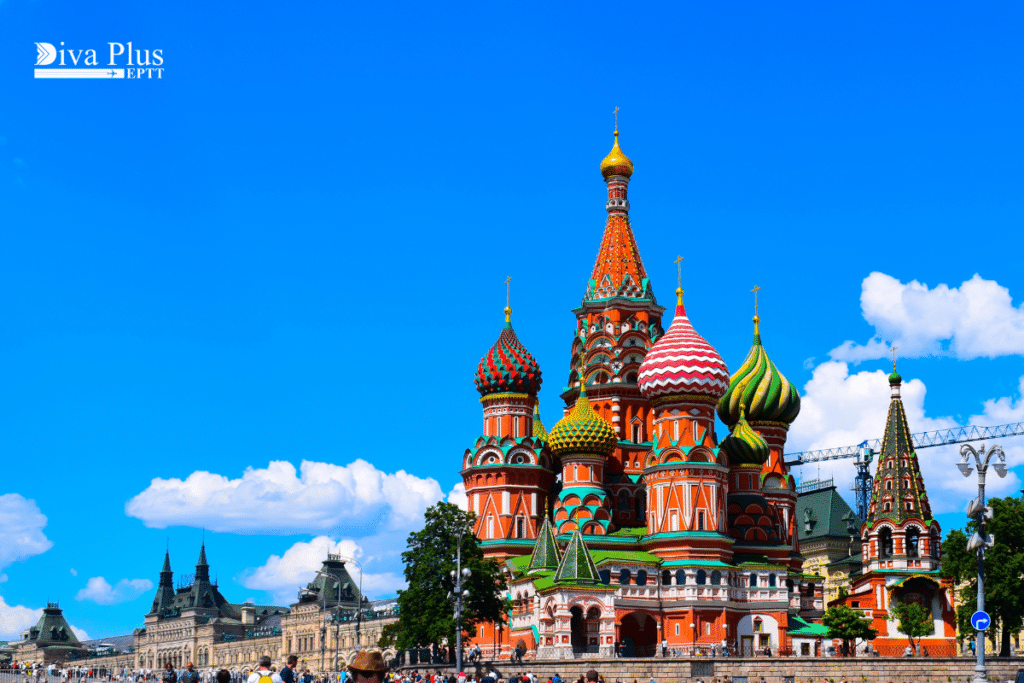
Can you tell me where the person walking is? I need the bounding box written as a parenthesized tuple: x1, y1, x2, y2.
(279, 658, 297, 683)
(182, 665, 200, 683)
(247, 658, 282, 683)
(162, 664, 177, 683)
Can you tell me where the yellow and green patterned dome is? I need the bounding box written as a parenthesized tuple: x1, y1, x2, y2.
(717, 317, 800, 427)
(548, 384, 617, 457)
(719, 411, 770, 466)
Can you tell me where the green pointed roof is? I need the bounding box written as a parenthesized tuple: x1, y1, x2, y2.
(533, 403, 549, 442)
(161, 551, 172, 573)
(553, 528, 601, 584)
(866, 372, 933, 528)
(717, 317, 800, 427)
(197, 543, 208, 566)
(527, 518, 561, 572)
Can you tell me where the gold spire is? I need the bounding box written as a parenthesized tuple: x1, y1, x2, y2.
(504, 276, 512, 323)
(675, 255, 685, 305)
(751, 284, 762, 334)
(600, 115, 634, 180)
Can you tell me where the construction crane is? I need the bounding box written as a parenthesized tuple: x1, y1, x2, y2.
(784, 422, 1024, 522)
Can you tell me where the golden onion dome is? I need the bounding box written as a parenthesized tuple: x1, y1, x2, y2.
(548, 383, 617, 457)
(600, 131, 634, 179)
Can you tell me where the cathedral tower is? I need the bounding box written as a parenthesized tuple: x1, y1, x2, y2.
(462, 303, 555, 560)
(563, 130, 665, 529)
(149, 550, 175, 615)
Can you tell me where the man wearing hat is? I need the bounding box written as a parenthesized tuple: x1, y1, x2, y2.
(348, 652, 389, 683)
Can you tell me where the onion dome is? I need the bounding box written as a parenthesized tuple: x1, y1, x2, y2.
(637, 290, 730, 400)
(533, 403, 549, 442)
(719, 411, 770, 466)
(889, 370, 902, 385)
(548, 383, 617, 457)
(474, 306, 542, 396)
(717, 316, 800, 427)
(600, 131, 634, 179)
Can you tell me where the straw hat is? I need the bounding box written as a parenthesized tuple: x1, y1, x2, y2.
(348, 651, 389, 674)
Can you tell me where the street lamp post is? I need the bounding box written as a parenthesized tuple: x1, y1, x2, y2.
(315, 570, 344, 674)
(957, 442, 1007, 683)
(448, 526, 471, 674)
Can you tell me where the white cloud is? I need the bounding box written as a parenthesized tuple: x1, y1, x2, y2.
(242, 537, 404, 605)
(75, 577, 154, 606)
(829, 272, 1024, 363)
(447, 482, 468, 511)
(126, 459, 445, 535)
(0, 494, 53, 571)
(0, 595, 42, 640)
(70, 568, 77, 577)
(788, 362, 1024, 514)
(71, 626, 89, 641)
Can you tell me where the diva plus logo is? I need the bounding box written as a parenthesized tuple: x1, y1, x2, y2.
(34, 42, 164, 79)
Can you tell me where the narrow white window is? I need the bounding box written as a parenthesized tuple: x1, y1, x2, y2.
(502, 490, 510, 515)
(486, 515, 495, 538)
(514, 416, 520, 437)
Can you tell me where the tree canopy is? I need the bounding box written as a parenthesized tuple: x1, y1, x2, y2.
(888, 600, 934, 655)
(941, 496, 1024, 656)
(394, 502, 508, 652)
(822, 604, 878, 655)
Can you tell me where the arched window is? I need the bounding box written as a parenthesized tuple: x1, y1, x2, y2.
(768, 573, 777, 587)
(805, 582, 815, 597)
(662, 570, 671, 586)
(902, 459, 908, 468)
(619, 569, 631, 585)
(883, 502, 892, 512)
(710, 570, 722, 586)
(635, 491, 647, 524)
(749, 573, 758, 587)
(598, 570, 611, 585)
(878, 527, 893, 558)
(905, 501, 914, 511)
(887, 459, 894, 469)
(618, 490, 630, 511)
(637, 570, 648, 586)
(696, 570, 707, 585)
(906, 528, 920, 557)
(885, 479, 893, 491)
(786, 579, 794, 592)
(676, 569, 687, 586)
(632, 422, 642, 443)
(931, 529, 941, 558)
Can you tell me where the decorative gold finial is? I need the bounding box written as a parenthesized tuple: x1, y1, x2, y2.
(613, 106, 620, 132)
(674, 255, 684, 304)
(891, 345, 899, 372)
(751, 285, 762, 333)
(504, 276, 512, 323)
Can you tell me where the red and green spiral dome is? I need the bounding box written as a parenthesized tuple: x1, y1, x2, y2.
(475, 309, 543, 396)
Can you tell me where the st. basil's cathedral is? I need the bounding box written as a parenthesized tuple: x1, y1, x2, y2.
(459, 130, 958, 659)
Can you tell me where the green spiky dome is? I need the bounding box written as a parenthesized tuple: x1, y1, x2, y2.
(548, 386, 617, 457)
(717, 318, 800, 427)
(719, 413, 770, 466)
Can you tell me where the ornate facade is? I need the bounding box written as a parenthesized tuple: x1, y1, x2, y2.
(831, 370, 958, 655)
(463, 131, 824, 660)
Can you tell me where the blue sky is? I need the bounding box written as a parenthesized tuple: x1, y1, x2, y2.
(1, 0, 1024, 640)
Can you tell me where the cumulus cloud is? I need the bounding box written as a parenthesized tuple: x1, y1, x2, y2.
(242, 537, 404, 605)
(126, 459, 445, 535)
(0, 595, 42, 640)
(788, 362, 1023, 514)
(447, 482, 468, 511)
(829, 272, 1024, 363)
(75, 577, 153, 605)
(0, 494, 53, 571)
(70, 568, 77, 577)
(71, 626, 89, 641)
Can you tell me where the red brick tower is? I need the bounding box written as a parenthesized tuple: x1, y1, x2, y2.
(562, 129, 665, 530)
(462, 303, 555, 561)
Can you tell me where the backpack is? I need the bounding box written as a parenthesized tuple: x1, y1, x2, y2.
(258, 672, 274, 683)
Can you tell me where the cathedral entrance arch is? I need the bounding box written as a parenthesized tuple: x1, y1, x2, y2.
(569, 606, 586, 654)
(619, 612, 657, 657)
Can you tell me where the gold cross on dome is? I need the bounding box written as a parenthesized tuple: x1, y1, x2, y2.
(674, 255, 684, 288)
(891, 345, 899, 372)
(505, 276, 512, 307)
(614, 106, 620, 132)
(751, 284, 761, 316)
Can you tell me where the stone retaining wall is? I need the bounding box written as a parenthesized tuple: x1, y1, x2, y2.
(399, 657, 1024, 683)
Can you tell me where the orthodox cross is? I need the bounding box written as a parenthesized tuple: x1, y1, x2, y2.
(505, 276, 512, 307)
(675, 255, 684, 288)
(891, 345, 899, 372)
(614, 106, 620, 132)
(751, 284, 762, 317)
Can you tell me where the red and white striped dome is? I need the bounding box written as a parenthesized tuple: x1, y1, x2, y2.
(638, 298, 730, 400)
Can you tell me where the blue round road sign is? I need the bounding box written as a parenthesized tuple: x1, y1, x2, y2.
(971, 611, 991, 630)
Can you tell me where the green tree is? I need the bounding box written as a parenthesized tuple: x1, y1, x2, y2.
(395, 502, 508, 653)
(822, 604, 878, 656)
(889, 600, 934, 655)
(941, 496, 1024, 656)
